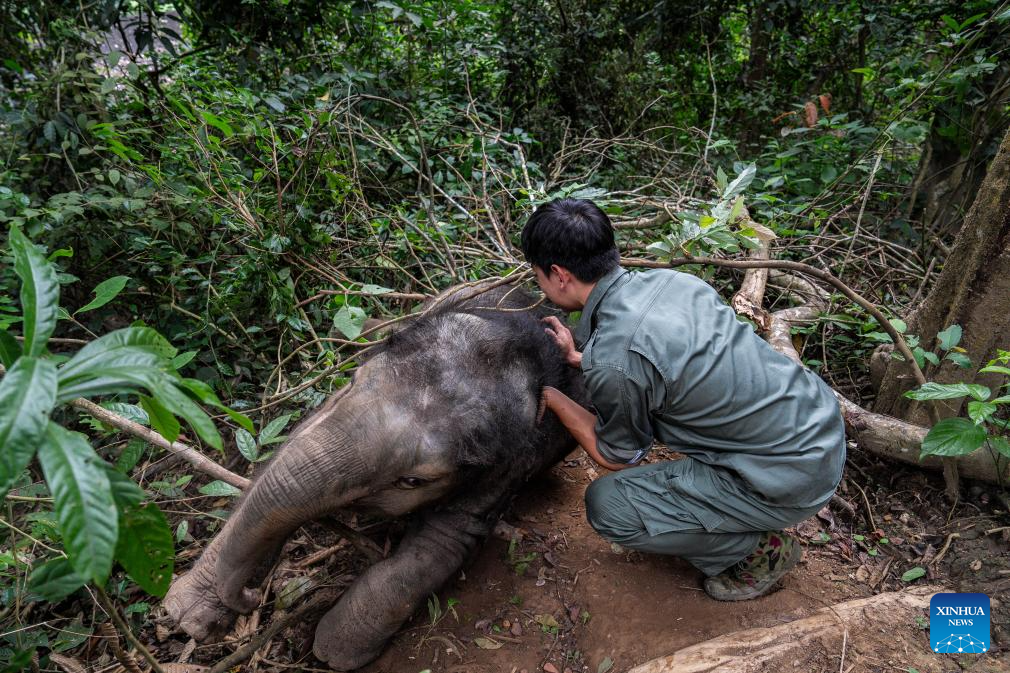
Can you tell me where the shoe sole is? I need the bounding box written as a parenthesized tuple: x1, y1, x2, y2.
(704, 547, 803, 602)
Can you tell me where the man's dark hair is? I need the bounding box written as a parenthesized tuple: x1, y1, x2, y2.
(520, 198, 620, 282)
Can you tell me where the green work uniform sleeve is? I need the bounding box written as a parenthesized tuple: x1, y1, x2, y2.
(586, 353, 657, 464)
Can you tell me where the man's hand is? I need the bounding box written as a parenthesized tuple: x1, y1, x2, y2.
(542, 316, 582, 368)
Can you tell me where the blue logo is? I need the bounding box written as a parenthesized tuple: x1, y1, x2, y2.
(930, 593, 989, 654)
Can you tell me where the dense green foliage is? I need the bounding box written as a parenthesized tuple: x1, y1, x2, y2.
(1, 0, 1009, 668)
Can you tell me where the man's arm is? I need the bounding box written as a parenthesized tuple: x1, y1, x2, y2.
(541, 386, 632, 471)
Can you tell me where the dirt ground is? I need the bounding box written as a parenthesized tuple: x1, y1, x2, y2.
(159, 445, 1010, 673)
(351, 447, 1009, 673)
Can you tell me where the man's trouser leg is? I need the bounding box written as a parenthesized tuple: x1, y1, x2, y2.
(584, 458, 826, 577)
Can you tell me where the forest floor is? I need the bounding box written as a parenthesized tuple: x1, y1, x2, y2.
(155, 445, 1010, 673)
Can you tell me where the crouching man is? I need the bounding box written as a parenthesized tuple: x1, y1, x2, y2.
(524, 198, 845, 601)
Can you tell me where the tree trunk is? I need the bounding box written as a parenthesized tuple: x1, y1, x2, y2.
(874, 126, 1010, 424)
(743, 1, 769, 86)
(913, 63, 1010, 240)
(852, 1, 867, 111)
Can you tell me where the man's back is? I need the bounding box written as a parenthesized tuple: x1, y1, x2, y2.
(578, 267, 845, 508)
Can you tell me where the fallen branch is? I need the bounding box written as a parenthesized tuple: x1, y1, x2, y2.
(318, 517, 384, 563)
(72, 398, 250, 490)
(612, 210, 674, 230)
(77, 397, 388, 562)
(0, 362, 250, 489)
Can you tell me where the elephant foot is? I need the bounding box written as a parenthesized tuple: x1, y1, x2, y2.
(312, 605, 385, 671)
(163, 562, 237, 643)
(218, 582, 262, 614)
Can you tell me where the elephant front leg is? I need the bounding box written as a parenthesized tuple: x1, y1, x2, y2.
(312, 477, 514, 671)
(311, 514, 483, 669)
(163, 537, 237, 643)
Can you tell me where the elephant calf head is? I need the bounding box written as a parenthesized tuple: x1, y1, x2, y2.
(164, 283, 583, 669)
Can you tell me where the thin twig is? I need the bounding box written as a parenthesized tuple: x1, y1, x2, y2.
(94, 586, 166, 673)
(931, 532, 960, 566)
(850, 481, 877, 533)
(207, 589, 342, 673)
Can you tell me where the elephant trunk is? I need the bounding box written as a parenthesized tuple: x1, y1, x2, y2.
(214, 418, 378, 613)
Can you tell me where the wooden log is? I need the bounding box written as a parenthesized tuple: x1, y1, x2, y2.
(732, 257, 1007, 486)
(627, 587, 939, 673)
(760, 272, 1008, 485)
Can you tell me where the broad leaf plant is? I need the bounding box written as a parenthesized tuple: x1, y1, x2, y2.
(0, 225, 251, 602)
(902, 325, 1010, 469)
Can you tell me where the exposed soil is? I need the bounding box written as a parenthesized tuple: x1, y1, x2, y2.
(353, 446, 1010, 673)
(359, 454, 856, 673)
(155, 446, 1010, 673)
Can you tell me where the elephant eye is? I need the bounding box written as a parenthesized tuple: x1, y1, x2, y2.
(394, 476, 428, 489)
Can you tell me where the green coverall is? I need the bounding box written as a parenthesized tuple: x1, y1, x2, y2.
(576, 266, 846, 576)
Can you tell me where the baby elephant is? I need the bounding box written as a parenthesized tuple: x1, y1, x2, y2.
(163, 283, 584, 670)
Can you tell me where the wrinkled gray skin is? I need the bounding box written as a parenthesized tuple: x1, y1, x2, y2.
(163, 284, 585, 670)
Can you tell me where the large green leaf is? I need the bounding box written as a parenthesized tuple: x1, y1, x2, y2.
(57, 327, 175, 384)
(198, 480, 242, 496)
(115, 438, 147, 473)
(200, 110, 234, 137)
(177, 377, 254, 432)
(56, 350, 166, 401)
(900, 566, 926, 583)
(58, 366, 221, 449)
(945, 352, 972, 369)
(967, 400, 997, 425)
(259, 413, 293, 445)
(990, 436, 1010, 459)
(139, 394, 181, 443)
(8, 225, 59, 357)
(28, 557, 86, 602)
(722, 164, 757, 201)
(0, 329, 21, 368)
(75, 275, 130, 314)
(904, 382, 990, 402)
(99, 402, 149, 426)
(115, 503, 174, 597)
(151, 381, 222, 451)
(55, 365, 166, 402)
(236, 428, 258, 461)
(0, 357, 58, 498)
(105, 466, 147, 509)
(37, 423, 118, 582)
(333, 304, 367, 340)
(920, 418, 986, 459)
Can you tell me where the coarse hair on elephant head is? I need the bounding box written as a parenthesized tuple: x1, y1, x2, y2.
(163, 282, 585, 670)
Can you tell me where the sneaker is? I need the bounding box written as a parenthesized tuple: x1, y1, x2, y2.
(703, 531, 802, 601)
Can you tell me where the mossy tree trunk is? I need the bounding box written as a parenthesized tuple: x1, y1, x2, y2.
(873, 127, 1010, 423)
